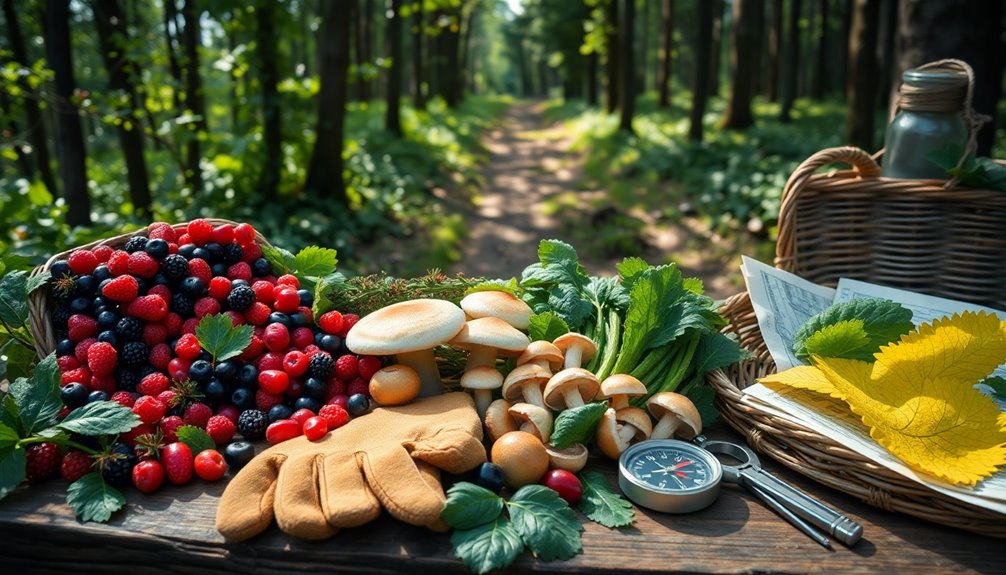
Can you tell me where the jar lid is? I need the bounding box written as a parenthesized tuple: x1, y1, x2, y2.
(903, 69, 967, 88)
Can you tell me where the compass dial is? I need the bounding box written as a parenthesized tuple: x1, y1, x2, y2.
(618, 439, 723, 513)
(626, 447, 713, 491)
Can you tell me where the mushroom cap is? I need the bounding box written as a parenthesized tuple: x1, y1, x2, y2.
(346, 299, 465, 355)
(646, 392, 702, 439)
(553, 332, 597, 364)
(460, 291, 533, 330)
(615, 406, 653, 442)
(543, 368, 601, 411)
(600, 373, 647, 400)
(368, 364, 421, 406)
(516, 341, 564, 372)
(501, 363, 551, 402)
(460, 366, 504, 391)
(545, 443, 588, 473)
(508, 402, 553, 443)
(484, 399, 518, 442)
(490, 431, 549, 488)
(449, 317, 530, 356)
(596, 408, 628, 459)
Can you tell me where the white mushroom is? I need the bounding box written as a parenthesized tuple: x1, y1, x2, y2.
(516, 340, 564, 374)
(599, 373, 648, 410)
(450, 317, 529, 370)
(508, 402, 553, 443)
(460, 290, 533, 330)
(501, 363, 551, 409)
(553, 332, 597, 369)
(646, 392, 702, 440)
(460, 366, 504, 420)
(543, 368, 600, 410)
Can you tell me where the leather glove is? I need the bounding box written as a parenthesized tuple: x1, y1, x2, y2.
(216, 392, 486, 541)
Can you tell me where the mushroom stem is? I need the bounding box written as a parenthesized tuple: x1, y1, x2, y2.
(531, 359, 553, 374)
(466, 345, 498, 370)
(522, 385, 546, 409)
(396, 348, 443, 397)
(473, 389, 492, 420)
(563, 388, 586, 409)
(651, 416, 681, 440)
(564, 347, 583, 369)
(610, 395, 629, 410)
(617, 424, 638, 444)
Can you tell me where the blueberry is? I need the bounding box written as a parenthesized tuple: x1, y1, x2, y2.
(297, 289, 313, 307)
(191, 247, 210, 261)
(318, 334, 342, 354)
(204, 242, 224, 262)
(56, 339, 75, 357)
(214, 360, 239, 382)
(293, 396, 321, 414)
(268, 404, 293, 423)
(97, 310, 119, 330)
(152, 272, 170, 287)
(189, 359, 213, 383)
(87, 390, 110, 403)
(267, 312, 293, 330)
(145, 238, 169, 260)
(197, 350, 213, 362)
(223, 441, 256, 470)
(61, 383, 89, 409)
(251, 258, 272, 277)
(231, 387, 255, 411)
(70, 297, 92, 314)
(289, 312, 311, 328)
(178, 243, 196, 259)
(97, 330, 118, 346)
(92, 295, 110, 309)
(303, 377, 327, 400)
(231, 278, 250, 288)
(347, 394, 370, 417)
(49, 260, 71, 278)
(92, 265, 111, 282)
(204, 378, 227, 403)
(211, 262, 228, 277)
(181, 277, 206, 297)
(473, 462, 506, 494)
(75, 275, 98, 296)
(237, 364, 258, 386)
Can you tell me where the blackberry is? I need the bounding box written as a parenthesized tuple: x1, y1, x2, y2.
(223, 243, 243, 263)
(237, 409, 268, 440)
(307, 353, 335, 379)
(123, 236, 148, 254)
(161, 254, 188, 280)
(51, 307, 71, 332)
(171, 292, 194, 316)
(117, 368, 142, 392)
(116, 317, 143, 341)
(101, 443, 137, 486)
(226, 285, 255, 311)
(121, 341, 149, 368)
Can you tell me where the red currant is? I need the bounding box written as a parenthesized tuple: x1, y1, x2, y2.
(132, 460, 165, 494)
(258, 369, 290, 394)
(282, 350, 310, 377)
(303, 416, 328, 441)
(193, 449, 228, 481)
(276, 274, 300, 289)
(167, 357, 191, 380)
(265, 419, 302, 445)
(234, 223, 256, 245)
(290, 408, 315, 426)
(273, 288, 300, 313)
(542, 469, 583, 505)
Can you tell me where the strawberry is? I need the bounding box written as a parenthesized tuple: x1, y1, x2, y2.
(183, 402, 213, 428)
(111, 391, 136, 408)
(187, 258, 212, 284)
(128, 295, 169, 322)
(137, 372, 171, 396)
(85, 341, 117, 376)
(127, 251, 159, 278)
(106, 250, 130, 276)
(60, 450, 93, 482)
(148, 343, 172, 371)
(161, 442, 194, 485)
(67, 314, 98, 342)
(159, 415, 185, 443)
(132, 395, 167, 425)
(67, 250, 98, 275)
(101, 275, 138, 302)
(186, 219, 213, 245)
(193, 296, 221, 318)
(205, 415, 236, 444)
(25, 442, 61, 481)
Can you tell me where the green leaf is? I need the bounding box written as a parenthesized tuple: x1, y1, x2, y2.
(611, 264, 688, 374)
(195, 314, 254, 362)
(57, 401, 140, 436)
(527, 312, 570, 342)
(0, 339, 37, 383)
(0, 395, 20, 432)
(546, 284, 593, 329)
(262, 245, 296, 276)
(293, 246, 338, 278)
(0, 270, 29, 326)
(450, 516, 524, 574)
(616, 256, 650, 288)
(792, 299, 914, 363)
(8, 354, 61, 435)
(577, 471, 635, 528)
(176, 425, 216, 453)
(0, 423, 20, 449)
(66, 472, 126, 523)
(691, 331, 749, 376)
(0, 445, 26, 500)
(982, 376, 1006, 400)
(804, 320, 871, 359)
(465, 278, 520, 297)
(583, 276, 630, 313)
(311, 272, 347, 319)
(550, 402, 607, 449)
(441, 481, 505, 530)
(685, 384, 720, 427)
(26, 271, 50, 295)
(506, 484, 583, 561)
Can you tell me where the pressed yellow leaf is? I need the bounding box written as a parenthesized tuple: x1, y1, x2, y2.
(759, 365, 841, 398)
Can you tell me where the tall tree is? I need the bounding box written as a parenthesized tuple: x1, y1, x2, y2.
(443, 8, 462, 106)
(618, 0, 635, 132)
(845, 0, 879, 150)
(181, 0, 204, 194)
(459, 2, 479, 99)
(604, 0, 619, 113)
(779, 0, 801, 122)
(411, 0, 426, 110)
(93, 0, 152, 218)
(877, 0, 897, 111)
(3, 0, 56, 194)
(708, 0, 723, 96)
(163, 0, 183, 109)
(355, 0, 372, 102)
(44, 0, 91, 226)
(721, 0, 763, 129)
(766, 0, 782, 102)
(256, 1, 281, 198)
(386, 0, 403, 135)
(657, 0, 674, 108)
(586, 52, 599, 106)
(688, 0, 714, 141)
(813, 0, 830, 98)
(305, 0, 351, 204)
(638, 0, 649, 94)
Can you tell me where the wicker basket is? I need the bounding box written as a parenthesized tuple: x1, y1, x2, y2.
(707, 146, 1006, 537)
(27, 219, 274, 360)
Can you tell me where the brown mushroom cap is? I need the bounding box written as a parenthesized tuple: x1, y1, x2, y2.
(508, 402, 553, 443)
(615, 406, 653, 443)
(647, 392, 702, 439)
(484, 399, 518, 442)
(595, 408, 628, 459)
(600, 373, 648, 408)
(553, 332, 597, 368)
(491, 431, 549, 488)
(501, 363, 551, 408)
(368, 364, 421, 406)
(543, 368, 601, 411)
(516, 340, 564, 373)
(545, 443, 588, 473)
(460, 291, 533, 330)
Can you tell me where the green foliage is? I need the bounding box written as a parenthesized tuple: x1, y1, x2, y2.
(549, 402, 607, 449)
(792, 299, 914, 363)
(929, 145, 1006, 192)
(442, 482, 506, 530)
(66, 473, 126, 524)
(175, 425, 216, 455)
(577, 471, 635, 528)
(527, 312, 570, 342)
(194, 314, 254, 363)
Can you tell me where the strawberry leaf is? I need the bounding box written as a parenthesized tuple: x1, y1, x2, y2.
(8, 353, 61, 436)
(577, 471, 635, 528)
(0, 445, 25, 501)
(56, 401, 141, 436)
(441, 481, 505, 530)
(293, 246, 338, 280)
(66, 472, 125, 523)
(450, 516, 524, 574)
(549, 402, 606, 449)
(175, 425, 215, 454)
(195, 314, 253, 363)
(506, 484, 583, 561)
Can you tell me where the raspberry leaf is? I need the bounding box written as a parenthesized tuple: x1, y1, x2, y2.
(262, 245, 296, 276)
(527, 311, 570, 343)
(0, 269, 29, 326)
(450, 516, 524, 575)
(66, 472, 125, 523)
(506, 484, 583, 561)
(549, 402, 606, 449)
(441, 481, 505, 530)
(8, 353, 62, 436)
(0, 423, 17, 449)
(56, 401, 141, 436)
(176, 425, 215, 454)
(26, 271, 50, 295)
(311, 272, 347, 318)
(293, 246, 338, 281)
(0, 445, 26, 500)
(577, 471, 635, 528)
(195, 314, 253, 363)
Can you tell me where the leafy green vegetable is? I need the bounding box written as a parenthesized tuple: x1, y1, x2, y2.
(792, 299, 913, 363)
(442, 482, 506, 530)
(195, 314, 254, 363)
(66, 473, 126, 523)
(577, 471, 634, 528)
(929, 145, 1006, 192)
(507, 485, 583, 561)
(527, 312, 570, 342)
(0, 424, 18, 450)
(56, 401, 140, 436)
(549, 403, 606, 448)
(176, 425, 216, 455)
(450, 517, 524, 575)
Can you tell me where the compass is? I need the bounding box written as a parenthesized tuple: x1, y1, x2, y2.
(617, 439, 723, 513)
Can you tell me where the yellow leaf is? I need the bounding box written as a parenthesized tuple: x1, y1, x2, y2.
(759, 365, 840, 398)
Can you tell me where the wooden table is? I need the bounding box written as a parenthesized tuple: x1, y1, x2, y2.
(0, 424, 999, 574)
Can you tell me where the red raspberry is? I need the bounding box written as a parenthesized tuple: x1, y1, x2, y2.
(335, 354, 359, 381)
(132, 395, 167, 425)
(163, 312, 184, 337)
(257, 351, 285, 372)
(318, 311, 344, 334)
(205, 415, 236, 444)
(156, 389, 178, 407)
(215, 404, 239, 424)
(159, 415, 185, 443)
(224, 310, 245, 326)
(326, 378, 347, 399)
(60, 450, 93, 482)
(91, 245, 113, 263)
(74, 337, 97, 363)
(211, 224, 234, 245)
(239, 335, 264, 361)
(183, 402, 213, 428)
(194, 296, 221, 318)
(101, 275, 138, 302)
(106, 250, 129, 275)
(57, 355, 80, 372)
(208, 276, 232, 300)
(226, 261, 252, 281)
(255, 390, 283, 411)
(357, 356, 382, 381)
(282, 350, 309, 377)
(148, 222, 177, 242)
(67, 250, 98, 275)
(111, 391, 136, 408)
(348, 377, 369, 397)
(245, 302, 271, 325)
(143, 323, 168, 347)
(338, 314, 360, 338)
(187, 258, 212, 284)
(303, 344, 321, 356)
(127, 251, 159, 278)
(187, 219, 213, 245)
(25, 442, 61, 482)
(127, 295, 168, 322)
(60, 366, 91, 386)
(121, 422, 154, 446)
(147, 284, 172, 305)
(68, 314, 98, 341)
(262, 323, 290, 352)
(137, 372, 171, 396)
(273, 288, 300, 313)
(318, 404, 350, 430)
(176, 334, 204, 360)
(90, 374, 117, 394)
(233, 223, 256, 245)
(241, 242, 263, 262)
(176, 232, 191, 245)
(276, 274, 299, 289)
(291, 327, 314, 349)
(181, 317, 199, 335)
(251, 280, 274, 305)
(161, 442, 194, 485)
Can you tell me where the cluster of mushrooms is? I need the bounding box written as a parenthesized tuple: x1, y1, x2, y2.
(345, 291, 702, 489)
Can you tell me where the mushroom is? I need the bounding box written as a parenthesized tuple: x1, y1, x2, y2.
(461, 366, 504, 419)
(450, 317, 530, 371)
(368, 364, 421, 406)
(345, 299, 465, 397)
(553, 332, 597, 369)
(501, 363, 551, 409)
(508, 402, 553, 443)
(647, 392, 702, 440)
(516, 340, 564, 373)
(545, 443, 588, 473)
(490, 431, 549, 488)
(484, 399, 518, 442)
(543, 368, 600, 411)
(599, 373, 648, 410)
(614, 407, 652, 444)
(460, 290, 534, 330)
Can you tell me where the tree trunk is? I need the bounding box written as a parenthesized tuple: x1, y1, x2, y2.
(638, 0, 649, 95)
(721, 0, 762, 129)
(356, 0, 371, 102)
(459, 3, 478, 101)
(657, 0, 674, 108)
(3, 0, 57, 195)
(605, 0, 619, 113)
(812, 0, 829, 98)
(845, 0, 879, 150)
(305, 0, 350, 204)
(779, 0, 801, 122)
(708, 0, 723, 96)
(688, 0, 714, 141)
(618, 0, 636, 132)
(385, 0, 403, 135)
(766, 0, 782, 102)
(93, 0, 152, 218)
(444, 9, 462, 106)
(877, 0, 897, 111)
(587, 51, 598, 106)
(181, 0, 204, 194)
(256, 0, 281, 198)
(163, 0, 183, 109)
(836, 0, 852, 95)
(516, 38, 531, 97)
(44, 0, 91, 226)
(412, 0, 426, 109)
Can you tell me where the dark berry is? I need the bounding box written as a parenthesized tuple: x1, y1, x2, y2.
(223, 243, 243, 263)
(144, 238, 169, 260)
(171, 292, 194, 316)
(75, 275, 98, 296)
(88, 390, 110, 403)
(237, 409, 268, 440)
(251, 258, 271, 277)
(293, 396, 321, 414)
(231, 388, 255, 411)
(57, 338, 76, 357)
(69, 297, 92, 315)
(61, 383, 89, 409)
(267, 312, 293, 330)
(214, 360, 239, 382)
(223, 441, 256, 469)
(267, 404, 293, 423)
(211, 262, 227, 277)
(347, 394, 370, 417)
(204, 242, 224, 262)
(289, 312, 311, 328)
(237, 364, 258, 386)
(116, 317, 143, 341)
(197, 350, 212, 363)
(52, 307, 71, 332)
(50, 260, 71, 278)
(123, 236, 148, 254)
(117, 368, 142, 392)
(226, 285, 255, 311)
(121, 341, 149, 368)
(97, 330, 118, 346)
(189, 359, 213, 383)
(92, 265, 111, 282)
(302, 377, 327, 400)
(92, 295, 110, 309)
(152, 272, 170, 287)
(97, 310, 119, 330)
(307, 354, 335, 380)
(178, 244, 196, 259)
(318, 334, 342, 354)
(191, 247, 210, 261)
(297, 289, 313, 307)
(181, 277, 206, 297)
(101, 443, 138, 486)
(161, 254, 188, 279)
(231, 278, 250, 288)
(204, 379, 227, 403)
(473, 462, 506, 494)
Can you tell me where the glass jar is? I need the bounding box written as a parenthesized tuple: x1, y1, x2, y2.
(881, 69, 969, 180)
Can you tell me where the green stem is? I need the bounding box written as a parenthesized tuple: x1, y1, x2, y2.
(658, 332, 701, 394)
(19, 435, 99, 456)
(584, 305, 605, 372)
(0, 318, 34, 350)
(594, 310, 622, 380)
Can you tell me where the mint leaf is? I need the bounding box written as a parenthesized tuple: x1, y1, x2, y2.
(550, 402, 606, 449)
(293, 246, 338, 279)
(0, 444, 26, 500)
(441, 482, 505, 530)
(804, 320, 871, 359)
(8, 353, 61, 435)
(450, 516, 524, 574)
(262, 245, 296, 276)
(195, 314, 253, 362)
(527, 312, 570, 342)
(507, 484, 583, 561)
(792, 299, 913, 363)
(176, 425, 216, 453)
(0, 269, 29, 326)
(66, 472, 126, 523)
(57, 401, 140, 436)
(578, 471, 635, 528)
(0, 424, 18, 449)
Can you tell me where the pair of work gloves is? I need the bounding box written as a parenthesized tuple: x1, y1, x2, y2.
(216, 392, 486, 541)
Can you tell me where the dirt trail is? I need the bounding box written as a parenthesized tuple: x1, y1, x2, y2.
(450, 102, 747, 300)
